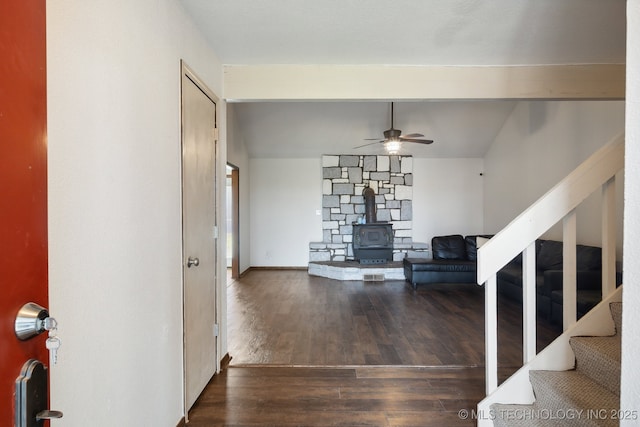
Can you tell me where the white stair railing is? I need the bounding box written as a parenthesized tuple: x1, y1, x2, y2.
(477, 133, 624, 394)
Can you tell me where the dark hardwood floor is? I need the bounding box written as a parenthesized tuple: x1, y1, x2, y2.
(187, 366, 486, 426)
(187, 269, 561, 426)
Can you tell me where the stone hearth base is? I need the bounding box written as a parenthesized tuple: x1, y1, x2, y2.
(308, 260, 405, 281)
(309, 241, 429, 263)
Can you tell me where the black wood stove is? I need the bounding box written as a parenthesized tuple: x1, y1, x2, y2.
(352, 223, 393, 264)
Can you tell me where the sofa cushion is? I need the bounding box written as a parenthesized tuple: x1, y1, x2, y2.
(465, 236, 480, 261)
(505, 240, 545, 267)
(497, 266, 523, 286)
(404, 259, 476, 272)
(498, 267, 545, 290)
(537, 240, 564, 271)
(576, 244, 602, 271)
(537, 241, 602, 271)
(551, 289, 602, 314)
(464, 235, 494, 261)
(432, 235, 467, 260)
(497, 270, 548, 307)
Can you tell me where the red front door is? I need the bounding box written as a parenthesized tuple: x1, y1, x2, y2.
(0, 1, 49, 425)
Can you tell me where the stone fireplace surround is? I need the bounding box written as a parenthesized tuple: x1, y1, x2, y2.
(308, 154, 429, 278)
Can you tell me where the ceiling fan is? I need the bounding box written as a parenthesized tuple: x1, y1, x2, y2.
(355, 102, 433, 154)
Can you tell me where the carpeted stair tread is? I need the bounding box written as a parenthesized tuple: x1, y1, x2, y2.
(570, 335, 621, 396)
(529, 370, 619, 427)
(489, 302, 623, 426)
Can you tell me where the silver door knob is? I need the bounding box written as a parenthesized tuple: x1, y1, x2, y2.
(187, 257, 200, 268)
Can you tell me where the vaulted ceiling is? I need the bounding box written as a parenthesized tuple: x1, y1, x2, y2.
(182, 0, 627, 158)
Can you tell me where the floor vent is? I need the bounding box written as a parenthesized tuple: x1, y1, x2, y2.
(363, 274, 385, 282)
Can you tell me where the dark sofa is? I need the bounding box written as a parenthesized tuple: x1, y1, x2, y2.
(497, 239, 615, 323)
(403, 234, 616, 325)
(403, 234, 489, 290)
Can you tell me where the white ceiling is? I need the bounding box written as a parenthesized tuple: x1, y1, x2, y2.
(231, 101, 518, 158)
(182, 0, 625, 66)
(182, 0, 626, 158)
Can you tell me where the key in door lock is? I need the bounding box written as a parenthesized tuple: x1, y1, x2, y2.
(16, 303, 62, 366)
(15, 302, 52, 340)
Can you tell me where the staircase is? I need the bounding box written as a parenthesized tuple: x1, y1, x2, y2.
(491, 302, 621, 426)
(475, 134, 624, 426)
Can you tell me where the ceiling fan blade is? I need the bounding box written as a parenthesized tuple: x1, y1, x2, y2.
(399, 138, 434, 144)
(361, 103, 433, 149)
(353, 141, 383, 149)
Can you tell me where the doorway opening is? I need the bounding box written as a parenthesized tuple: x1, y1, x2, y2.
(226, 163, 240, 279)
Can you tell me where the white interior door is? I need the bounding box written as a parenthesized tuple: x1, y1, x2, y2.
(181, 62, 218, 414)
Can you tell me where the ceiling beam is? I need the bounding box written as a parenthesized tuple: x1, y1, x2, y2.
(224, 64, 624, 102)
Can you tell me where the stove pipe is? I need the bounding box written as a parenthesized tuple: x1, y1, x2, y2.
(363, 187, 377, 223)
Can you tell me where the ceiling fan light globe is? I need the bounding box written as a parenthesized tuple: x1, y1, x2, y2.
(385, 140, 401, 154)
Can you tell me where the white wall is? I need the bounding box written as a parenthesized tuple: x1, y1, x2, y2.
(249, 158, 323, 266)
(412, 158, 485, 243)
(484, 101, 625, 249)
(621, 1, 640, 422)
(247, 157, 484, 266)
(47, 1, 224, 425)
(226, 105, 252, 274)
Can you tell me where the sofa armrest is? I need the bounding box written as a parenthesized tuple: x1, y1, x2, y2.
(544, 270, 602, 294)
(577, 271, 603, 290)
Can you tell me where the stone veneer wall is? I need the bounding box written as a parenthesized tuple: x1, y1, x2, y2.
(310, 155, 429, 262)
